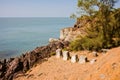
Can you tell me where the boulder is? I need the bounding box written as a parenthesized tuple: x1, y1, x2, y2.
(0, 64, 2, 70)
(56, 49, 62, 58)
(92, 51, 98, 57)
(20, 53, 29, 72)
(49, 38, 59, 43)
(62, 51, 70, 61)
(90, 59, 97, 64)
(101, 49, 109, 53)
(71, 55, 78, 63)
(0, 59, 7, 79)
(79, 55, 87, 64)
(5, 57, 21, 80)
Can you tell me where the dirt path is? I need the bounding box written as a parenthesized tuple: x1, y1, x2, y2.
(14, 47, 120, 80)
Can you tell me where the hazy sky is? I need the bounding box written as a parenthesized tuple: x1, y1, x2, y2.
(0, 0, 120, 17)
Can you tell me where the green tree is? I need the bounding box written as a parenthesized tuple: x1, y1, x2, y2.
(100, 0, 117, 8)
(77, 0, 98, 16)
(70, 0, 120, 51)
(77, 0, 118, 15)
(70, 13, 77, 19)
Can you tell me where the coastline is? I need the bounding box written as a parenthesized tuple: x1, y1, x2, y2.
(0, 17, 75, 59)
(0, 24, 120, 80)
(0, 18, 82, 79)
(0, 15, 119, 80)
(0, 39, 69, 80)
(0, 17, 75, 80)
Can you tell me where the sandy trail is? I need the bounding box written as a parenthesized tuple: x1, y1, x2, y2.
(14, 47, 120, 80)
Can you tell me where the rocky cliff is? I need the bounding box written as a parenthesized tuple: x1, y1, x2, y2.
(60, 27, 87, 42)
(60, 16, 92, 42)
(0, 40, 69, 80)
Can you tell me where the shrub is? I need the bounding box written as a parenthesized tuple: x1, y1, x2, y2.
(69, 39, 83, 51)
(50, 52, 56, 56)
(70, 35, 104, 51)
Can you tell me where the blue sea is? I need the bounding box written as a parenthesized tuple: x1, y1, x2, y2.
(0, 17, 75, 59)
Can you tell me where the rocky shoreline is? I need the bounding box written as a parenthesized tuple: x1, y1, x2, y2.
(0, 40, 69, 80)
(0, 24, 81, 80)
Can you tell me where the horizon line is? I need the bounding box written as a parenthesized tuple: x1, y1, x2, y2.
(0, 16, 71, 18)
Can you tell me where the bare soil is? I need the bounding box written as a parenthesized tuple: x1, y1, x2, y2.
(14, 47, 120, 80)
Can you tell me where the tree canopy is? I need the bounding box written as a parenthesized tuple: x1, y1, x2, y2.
(70, 0, 120, 51)
(77, 0, 118, 16)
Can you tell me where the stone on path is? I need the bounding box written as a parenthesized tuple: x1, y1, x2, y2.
(101, 49, 109, 54)
(71, 55, 78, 63)
(90, 59, 97, 64)
(79, 55, 87, 64)
(56, 49, 62, 58)
(62, 51, 70, 61)
(92, 51, 98, 57)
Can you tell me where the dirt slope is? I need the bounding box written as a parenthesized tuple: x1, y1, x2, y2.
(14, 47, 120, 80)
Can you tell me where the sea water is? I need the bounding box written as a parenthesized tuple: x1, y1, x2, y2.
(0, 17, 75, 59)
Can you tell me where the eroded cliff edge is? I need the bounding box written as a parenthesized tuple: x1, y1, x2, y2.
(60, 27, 86, 41)
(60, 17, 92, 42)
(0, 40, 69, 80)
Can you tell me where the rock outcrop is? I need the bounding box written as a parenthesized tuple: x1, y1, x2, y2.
(60, 26, 87, 42)
(49, 38, 59, 43)
(0, 40, 69, 80)
(60, 16, 93, 42)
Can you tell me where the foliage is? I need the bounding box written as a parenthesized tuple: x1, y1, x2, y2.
(70, 0, 120, 51)
(77, 0, 98, 16)
(100, 0, 118, 8)
(70, 39, 83, 51)
(50, 52, 56, 56)
(77, 0, 118, 16)
(70, 34, 104, 51)
(70, 13, 77, 19)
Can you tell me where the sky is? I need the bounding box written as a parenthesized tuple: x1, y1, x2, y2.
(0, 0, 120, 17)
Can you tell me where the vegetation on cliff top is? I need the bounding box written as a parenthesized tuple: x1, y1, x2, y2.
(70, 0, 120, 51)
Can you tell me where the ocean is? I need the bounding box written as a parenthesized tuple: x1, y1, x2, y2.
(0, 17, 75, 59)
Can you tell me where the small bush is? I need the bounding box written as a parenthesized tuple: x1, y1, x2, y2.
(50, 52, 56, 56)
(62, 48, 69, 51)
